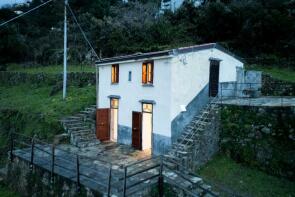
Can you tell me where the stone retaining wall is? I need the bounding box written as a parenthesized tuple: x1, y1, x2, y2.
(5, 157, 96, 197)
(221, 105, 295, 180)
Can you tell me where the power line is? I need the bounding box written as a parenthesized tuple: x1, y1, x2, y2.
(0, 0, 54, 27)
(66, 3, 100, 60)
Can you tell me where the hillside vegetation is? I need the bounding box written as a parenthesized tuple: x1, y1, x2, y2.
(0, 0, 294, 68)
(198, 155, 295, 197)
(0, 65, 96, 143)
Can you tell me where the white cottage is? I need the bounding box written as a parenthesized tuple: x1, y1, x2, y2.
(95, 43, 243, 155)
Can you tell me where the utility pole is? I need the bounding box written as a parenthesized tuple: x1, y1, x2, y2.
(63, 0, 68, 100)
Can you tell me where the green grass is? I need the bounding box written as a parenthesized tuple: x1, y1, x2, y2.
(0, 84, 96, 122)
(198, 154, 295, 197)
(7, 64, 95, 74)
(246, 64, 295, 83)
(0, 186, 19, 197)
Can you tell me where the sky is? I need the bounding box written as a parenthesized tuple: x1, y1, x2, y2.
(0, 0, 29, 7)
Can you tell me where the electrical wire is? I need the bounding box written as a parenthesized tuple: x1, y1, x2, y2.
(0, 0, 54, 27)
(66, 3, 100, 60)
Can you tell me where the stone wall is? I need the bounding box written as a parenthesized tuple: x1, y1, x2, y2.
(0, 71, 96, 87)
(262, 74, 295, 96)
(5, 158, 97, 197)
(221, 105, 295, 180)
(191, 109, 220, 169)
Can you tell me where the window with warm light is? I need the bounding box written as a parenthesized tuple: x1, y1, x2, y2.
(110, 98, 119, 109)
(142, 61, 153, 84)
(142, 103, 153, 113)
(111, 64, 119, 83)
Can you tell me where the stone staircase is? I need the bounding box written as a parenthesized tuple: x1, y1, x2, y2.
(110, 156, 218, 197)
(166, 97, 220, 170)
(61, 105, 100, 148)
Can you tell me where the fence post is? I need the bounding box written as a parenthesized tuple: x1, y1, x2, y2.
(220, 83, 223, 105)
(158, 156, 164, 197)
(51, 144, 55, 183)
(10, 132, 14, 163)
(76, 155, 81, 192)
(123, 166, 127, 197)
(107, 165, 112, 197)
(30, 136, 35, 170)
(249, 83, 251, 106)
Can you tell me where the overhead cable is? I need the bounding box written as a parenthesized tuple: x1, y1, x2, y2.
(0, 0, 53, 27)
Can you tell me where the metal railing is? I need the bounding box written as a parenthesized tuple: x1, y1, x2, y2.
(176, 96, 220, 149)
(219, 82, 295, 107)
(9, 132, 114, 196)
(8, 132, 219, 197)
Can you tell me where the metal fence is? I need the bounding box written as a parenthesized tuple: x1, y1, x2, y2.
(219, 82, 295, 106)
(8, 132, 218, 197)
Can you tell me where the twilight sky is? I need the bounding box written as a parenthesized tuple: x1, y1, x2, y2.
(0, 0, 28, 7)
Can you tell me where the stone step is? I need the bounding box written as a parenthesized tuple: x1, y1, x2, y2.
(177, 138, 193, 143)
(80, 111, 95, 115)
(85, 107, 96, 111)
(73, 134, 96, 140)
(68, 126, 90, 131)
(73, 132, 96, 138)
(75, 136, 97, 143)
(173, 144, 189, 150)
(63, 116, 83, 120)
(76, 139, 100, 148)
(71, 129, 93, 135)
(65, 122, 85, 127)
(197, 121, 209, 126)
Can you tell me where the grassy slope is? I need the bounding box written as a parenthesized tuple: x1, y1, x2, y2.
(0, 65, 96, 139)
(198, 155, 295, 197)
(0, 85, 95, 121)
(246, 65, 295, 83)
(7, 64, 96, 74)
(0, 186, 19, 197)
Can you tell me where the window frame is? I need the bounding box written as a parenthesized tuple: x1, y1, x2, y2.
(111, 64, 119, 84)
(110, 98, 119, 109)
(142, 61, 154, 85)
(142, 103, 153, 114)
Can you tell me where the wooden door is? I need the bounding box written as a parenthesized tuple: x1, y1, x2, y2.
(96, 108, 110, 141)
(132, 111, 142, 150)
(209, 60, 220, 97)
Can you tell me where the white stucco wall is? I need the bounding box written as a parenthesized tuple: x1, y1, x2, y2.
(98, 57, 173, 137)
(97, 47, 243, 138)
(170, 48, 243, 121)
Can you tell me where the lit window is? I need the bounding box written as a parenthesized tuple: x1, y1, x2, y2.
(111, 64, 119, 83)
(143, 103, 153, 113)
(111, 98, 119, 109)
(142, 61, 153, 84)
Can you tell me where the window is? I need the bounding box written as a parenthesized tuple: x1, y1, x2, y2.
(128, 71, 132, 81)
(110, 98, 119, 109)
(142, 61, 154, 84)
(111, 64, 119, 83)
(142, 103, 153, 113)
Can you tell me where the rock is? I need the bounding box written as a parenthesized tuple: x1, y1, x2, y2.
(261, 127, 271, 134)
(248, 132, 255, 138)
(288, 134, 295, 141)
(221, 138, 231, 144)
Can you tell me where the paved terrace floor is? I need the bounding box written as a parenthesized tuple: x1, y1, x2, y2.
(13, 142, 155, 195)
(218, 97, 295, 107)
(58, 142, 151, 167)
(13, 142, 200, 196)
